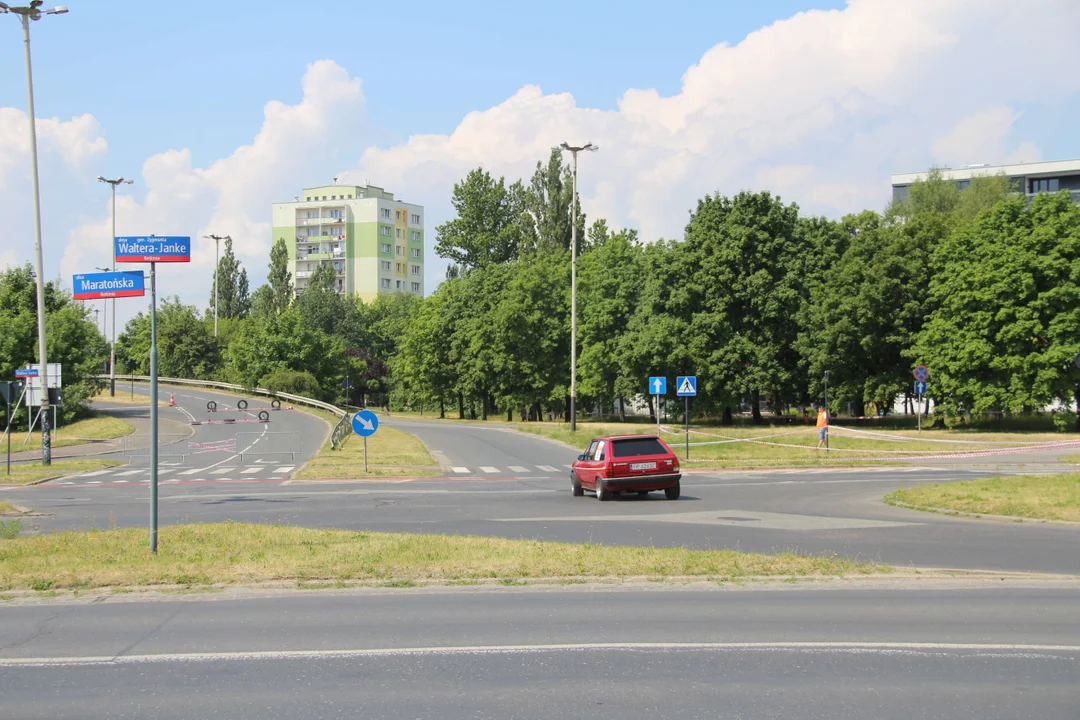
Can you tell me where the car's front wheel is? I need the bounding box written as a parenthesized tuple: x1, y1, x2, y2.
(664, 482, 681, 500)
(595, 478, 611, 501)
(571, 471, 584, 497)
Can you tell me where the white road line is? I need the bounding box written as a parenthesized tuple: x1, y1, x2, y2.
(2, 641, 1076, 667)
(281, 480, 293, 486)
(188, 479, 205, 482)
(509, 465, 528, 473)
(113, 480, 129, 484)
(537, 465, 558, 472)
(480, 466, 499, 474)
(78, 470, 111, 478)
(86, 481, 101, 484)
(178, 469, 202, 476)
(452, 467, 470, 474)
(274, 466, 295, 474)
(241, 467, 261, 475)
(60, 481, 74, 485)
(115, 470, 142, 477)
(210, 468, 234, 475)
(164, 479, 180, 483)
(564, 464, 573, 469)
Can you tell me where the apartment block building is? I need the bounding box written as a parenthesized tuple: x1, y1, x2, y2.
(271, 183, 424, 301)
(891, 158, 1080, 205)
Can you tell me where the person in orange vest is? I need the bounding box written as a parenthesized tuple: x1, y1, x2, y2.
(816, 406, 829, 449)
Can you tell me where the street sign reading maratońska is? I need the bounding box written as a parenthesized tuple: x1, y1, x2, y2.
(73, 271, 146, 300)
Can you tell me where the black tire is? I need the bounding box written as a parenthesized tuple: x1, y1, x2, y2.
(258, 410, 270, 423)
(664, 482, 681, 501)
(271, 399, 282, 410)
(237, 399, 248, 410)
(596, 478, 611, 502)
(571, 472, 584, 497)
(207, 400, 217, 412)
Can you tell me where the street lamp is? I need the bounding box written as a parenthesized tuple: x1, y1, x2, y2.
(98, 176, 133, 397)
(555, 142, 598, 433)
(204, 234, 230, 336)
(2, 1, 69, 465)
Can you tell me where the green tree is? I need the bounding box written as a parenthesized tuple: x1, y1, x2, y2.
(209, 237, 251, 320)
(912, 193, 1080, 422)
(434, 168, 533, 269)
(117, 298, 220, 379)
(267, 236, 293, 314)
(526, 149, 585, 252)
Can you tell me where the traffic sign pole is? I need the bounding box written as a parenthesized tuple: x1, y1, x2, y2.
(364, 436, 368, 473)
(149, 262, 159, 554)
(684, 396, 689, 460)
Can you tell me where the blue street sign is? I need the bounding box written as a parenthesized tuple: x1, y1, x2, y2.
(913, 365, 929, 382)
(72, 271, 145, 301)
(649, 377, 667, 395)
(115, 236, 191, 263)
(914, 381, 927, 395)
(14, 368, 38, 378)
(351, 409, 379, 437)
(676, 376, 697, 397)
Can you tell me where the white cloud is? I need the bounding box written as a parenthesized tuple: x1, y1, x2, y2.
(0, 109, 107, 192)
(3, 0, 1078, 317)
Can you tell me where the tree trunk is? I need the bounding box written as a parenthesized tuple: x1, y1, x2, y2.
(457, 391, 465, 420)
(508, 406, 513, 422)
(647, 395, 656, 422)
(1075, 387, 1080, 431)
(854, 393, 865, 419)
(617, 396, 625, 422)
(722, 406, 733, 426)
(439, 397, 445, 419)
(751, 391, 763, 425)
(481, 392, 488, 421)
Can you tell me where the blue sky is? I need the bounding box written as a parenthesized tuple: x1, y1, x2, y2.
(0, 0, 1077, 330)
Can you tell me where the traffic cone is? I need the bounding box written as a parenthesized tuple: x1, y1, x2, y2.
(169, 392, 175, 406)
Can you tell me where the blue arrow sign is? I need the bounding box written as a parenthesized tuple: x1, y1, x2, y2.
(914, 381, 927, 395)
(351, 409, 379, 437)
(676, 376, 697, 397)
(115, 236, 191, 263)
(649, 377, 666, 395)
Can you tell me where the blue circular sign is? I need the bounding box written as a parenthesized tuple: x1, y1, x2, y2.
(913, 365, 929, 382)
(351, 409, 379, 437)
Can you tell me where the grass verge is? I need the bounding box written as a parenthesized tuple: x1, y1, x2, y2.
(0, 459, 124, 486)
(89, 389, 165, 407)
(510, 421, 1071, 469)
(0, 501, 19, 514)
(1060, 454, 1080, 464)
(0, 522, 887, 591)
(293, 407, 439, 479)
(14, 414, 134, 451)
(885, 473, 1080, 522)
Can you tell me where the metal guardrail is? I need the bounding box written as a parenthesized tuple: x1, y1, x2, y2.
(330, 413, 352, 450)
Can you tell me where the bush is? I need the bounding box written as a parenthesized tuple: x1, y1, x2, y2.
(0, 519, 23, 540)
(258, 370, 322, 399)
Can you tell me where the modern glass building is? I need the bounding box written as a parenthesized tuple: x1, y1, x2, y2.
(891, 158, 1080, 205)
(271, 183, 424, 301)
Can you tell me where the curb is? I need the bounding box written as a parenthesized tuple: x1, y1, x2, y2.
(886, 499, 1080, 526)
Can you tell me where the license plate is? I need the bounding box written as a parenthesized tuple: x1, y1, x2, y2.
(630, 462, 657, 471)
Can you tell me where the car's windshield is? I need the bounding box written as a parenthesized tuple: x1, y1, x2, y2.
(610, 437, 666, 458)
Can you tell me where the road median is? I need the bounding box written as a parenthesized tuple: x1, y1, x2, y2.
(885, 473, 1080, 523)
(0, 522, 886, 593)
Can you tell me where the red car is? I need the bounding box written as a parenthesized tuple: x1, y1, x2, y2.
(570, 435, 681, 501)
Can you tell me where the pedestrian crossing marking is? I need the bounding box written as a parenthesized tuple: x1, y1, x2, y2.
(79, 470, 111, 477)
(210, 468, 234, 475)
(480, 466, 499, 474)
(115, 470, 142, 477)
(241, 467, 261, 474)
(452, 467, 470, 474)
(537, 465, 558, 472)
(274, 466, 295, 474)
(509, 465, 528, 473)
(179, 469, 202, 475)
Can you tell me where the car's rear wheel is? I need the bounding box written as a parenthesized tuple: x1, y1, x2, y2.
(595, 478, 611, 501)
(571, 472, 584, 497)
(664, 482, 681, 500)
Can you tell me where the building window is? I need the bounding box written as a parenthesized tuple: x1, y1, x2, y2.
(306, 227, 319, 236)
(381, 278, 391, 289)
(396, 280, 402, 290)
(410, 213, 420, 225)
(395, 228, 402, 239)
(381, 226, 390, 236)
(410, 231, 420, 242)
(396, 245, 402, 255)
(410, 248, 420, 258)
(380, 243, 391, 254)
(331, 195, 336, 200)
(410, 264, 420, 275)
(348, 195, 353, 199)
(1031, 178, 1060, 194)
(305, 197, 311, 201)
(411, 282, 420, 292)
(322, 196, 327, 201)
(381, 260, 391, 271)
(395, 210, 401, 221)
(381, 208, 391, 219)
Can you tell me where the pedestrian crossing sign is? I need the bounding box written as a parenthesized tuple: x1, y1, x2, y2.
(676, 376, 697, 396)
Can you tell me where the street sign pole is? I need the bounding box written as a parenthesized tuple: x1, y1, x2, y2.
(684, 396, 689, 460)
(823, 370, 830, 450)
(364, 436, 368, 473)
(5, 397, 10, 476)
(149, 262, 159, 554)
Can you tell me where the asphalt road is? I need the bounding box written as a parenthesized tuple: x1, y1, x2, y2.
(5, 411, 1080, 574)
(2, 587, 1078, 718)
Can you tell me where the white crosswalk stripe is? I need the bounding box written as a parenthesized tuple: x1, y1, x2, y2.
(115, 470, 142, 477)
(480, 466, 499, 474)
(274, 466, 295, 474)
(79, 470, 111, 477)
(537, 465, 558, 472)
(452, 467, 470, 474)
(509, 465, 528, 473)
(210, 468, 234, 475)
(241, 467, 261, 475)
(179, 469, 202, 475)
(87, 481, 101, 484)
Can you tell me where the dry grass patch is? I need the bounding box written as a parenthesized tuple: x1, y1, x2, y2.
(886, 473, 1080, 522)
(15, 415, 134, 451)
(0, 522, 886, 591)
(0, 501, 19, 514)
(294, 409, 439, 479)
(0, 459, 123, 486)
(89, 389, 165, 407)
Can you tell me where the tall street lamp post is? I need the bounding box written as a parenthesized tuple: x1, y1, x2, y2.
(557, 142, 598, 433)
(97, 176, 133, 397)
(2, 1, 69, 465)
(204, 234, 229, 336)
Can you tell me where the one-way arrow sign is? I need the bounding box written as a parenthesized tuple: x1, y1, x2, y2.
(649, 377, 667, 395)
(352, 409, 379, 437)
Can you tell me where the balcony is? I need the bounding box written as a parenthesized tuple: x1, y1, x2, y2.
(296, 216, 346, 227)
(295, 270, 312, 279)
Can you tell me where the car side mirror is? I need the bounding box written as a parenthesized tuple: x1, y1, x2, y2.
(577, 454, 586, 461)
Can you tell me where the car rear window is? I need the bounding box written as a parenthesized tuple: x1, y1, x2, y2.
(611, 437, 667, 458)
